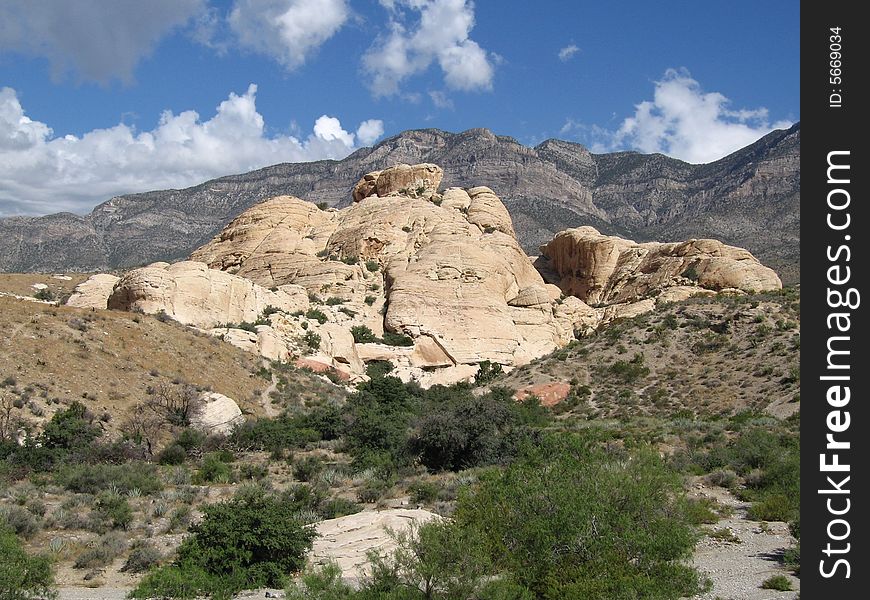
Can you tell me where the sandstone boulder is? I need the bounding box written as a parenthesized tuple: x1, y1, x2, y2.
(107, 261, 308, 329)
(190, 392, 244, 435)
(66, 274, 120, 309)
(353, 163, 443, 202)
(539, 226, 781, 304)
(310, 509, 441, 580)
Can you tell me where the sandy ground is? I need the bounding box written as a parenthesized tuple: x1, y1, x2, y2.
(690, 483, 799, 599)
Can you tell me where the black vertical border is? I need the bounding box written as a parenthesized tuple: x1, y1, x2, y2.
(801, 2, 868, 597)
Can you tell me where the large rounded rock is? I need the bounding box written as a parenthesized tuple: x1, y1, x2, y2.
(539, 226, 781, 304)
(190, 392, 245, 435)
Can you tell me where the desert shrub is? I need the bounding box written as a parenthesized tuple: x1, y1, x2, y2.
(197, 453, 234, 484)
(285, 561, 354, 600)
(318, 498, 361, 520)
(365, 360, 394, 379)
(40, 401, 101, 451)
(158, 443, 187, 465)
(229, 415, 321, 453)
(683, 498, 720, 525)
(454, 436, 706, 599)
(760, 574, 793, 591)
(303, 331, 321, 351)
(412, 386, 541, 472)
(132, 488, 316, 598)
(474, 360, 503, 385)
(54, 462, 162, 495)
(33, 288, 55, 301)
(0, 526, 57, 599)
(365, 260, 380, 272)
(122, 540, 163, 573)
(351, 325, 377, 344)
(361, 520, 494, 600)
(325, 297, 345, 306)
(90, 491, 133, 531)
(408, 481, 439, 505)
(73, 531, 127, 569)
(0, 505, 41, 539)
(293, 456, 324, 482)
(342, 376, 418, 470)
(607, 353, 649, 383)
(305, 404, 343, 441)
(364, 295, 376, 305)
(306, 308, 328, 324)
(381, 331, 413, 347)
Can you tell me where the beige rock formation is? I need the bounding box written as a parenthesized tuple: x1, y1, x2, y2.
(539, 226, 782, 305)
(66, 274, 120, 309)
(352, 163, 443, 202)
(190, 392, 244, 435)
(515, 382, 572, 407)
(106, 261, 308, 329)
(210, 325, 290, 362)
(310, 509, 441, 580)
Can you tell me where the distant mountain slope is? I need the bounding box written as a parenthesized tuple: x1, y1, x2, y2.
(0, 123, 799, 282)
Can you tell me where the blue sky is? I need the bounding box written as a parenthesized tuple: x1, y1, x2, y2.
(0, 0, 799, 216)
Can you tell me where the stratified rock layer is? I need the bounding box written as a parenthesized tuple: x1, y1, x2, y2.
(106, 261, 308, 329)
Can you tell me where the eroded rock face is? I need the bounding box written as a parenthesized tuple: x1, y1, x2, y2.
(66, 274, 120, 309)
(539, 226, 782, 305)
(107, 261, 308, 329)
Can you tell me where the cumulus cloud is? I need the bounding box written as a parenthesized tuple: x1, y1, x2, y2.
(0, 0, 205, 82)
(356, 119, 386, 146)
(363, 0, 495, 96)
(558, 44, 579, 62)
(612, 69, 793, 163)
(228, 0, 349, 70)
(0, 85, 384, 216)
(429, 90, 454, 109)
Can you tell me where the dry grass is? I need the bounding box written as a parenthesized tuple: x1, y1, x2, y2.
(0, 293, 267, 436)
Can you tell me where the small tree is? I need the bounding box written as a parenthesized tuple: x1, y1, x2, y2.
(40, 401, 101, 450)
(0, 526, 57, 600)
(144, 384, 201, 427)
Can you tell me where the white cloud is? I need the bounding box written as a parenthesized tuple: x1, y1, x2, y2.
(0, 0, 205, 82)
(0, 85, 384, 216)
(228, 0, 349, 70)
(363, 0, 495, 96)
(429, 90, 454, 109)
(612, 69, 793, 163)
(558, 44, 579, 62)
(356, 120, 386, 146)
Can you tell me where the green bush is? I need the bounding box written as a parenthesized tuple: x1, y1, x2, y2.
(760, 574, 793, 591)
(474, 360, 503, 385)
(454, 436, 707, 598)
(351, 325, 378, 344)
(303, 331, 321, 351)
(133, 488, 317, 598)
(229, 415, 321, 453)
(365, 360, 394, 379)
(54, 462, 163, 495)
(293, 456, 324, 482)
(197, 453, 234, 484)
(0, 526, 57, 600)
(381, 331, 413, 347)
(90, 491, 133, 531)
(73, 532, 127, 569)
(364, 295, 376, 306)
(122, 540, 163, 573)
(408, 481, 439, 505)
(411, 388, 535, 472)
(40, 401, 101, 450)
(158, 443, 187, 465)
(607, 353, 650, 383)
(286, 561, 354, 600)
(0, 505, 41, 539)
(365, 260, 380, 272)
(306, 308, 328, 324)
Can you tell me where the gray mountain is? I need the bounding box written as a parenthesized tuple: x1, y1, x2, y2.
(0, 123, 800, 282)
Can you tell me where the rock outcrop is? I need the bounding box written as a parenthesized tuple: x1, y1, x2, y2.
(310, 509, 441, 580)
(189, 392, 245, 435)
(352, 163, 443, 202)
(65, 273, 120, 309)
(106, 261, 308, 329)
(538, 226, 782, 305)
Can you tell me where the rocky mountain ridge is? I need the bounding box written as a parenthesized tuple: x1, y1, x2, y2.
(0, 124, 799, 282)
